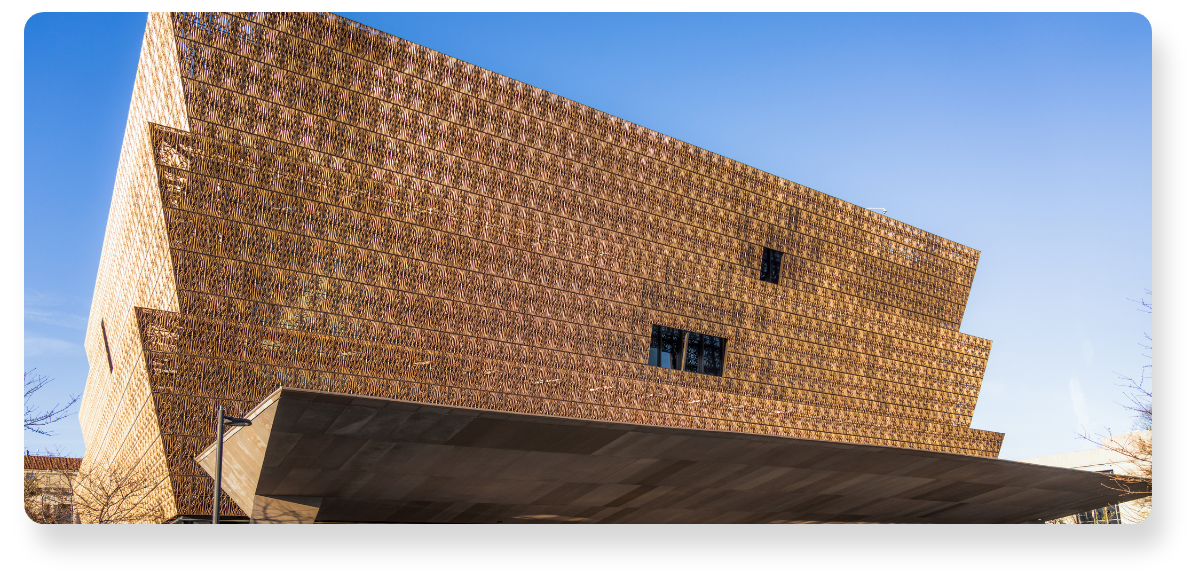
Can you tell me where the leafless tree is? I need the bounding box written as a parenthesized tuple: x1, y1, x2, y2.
(24, 447, 79, 524)
(24, 370, 80, 436)
(24, 474, 74, 524)
(72, 460, 168, 524)
(25, 454, 168, 524)
(1078, 291, 1152, 521)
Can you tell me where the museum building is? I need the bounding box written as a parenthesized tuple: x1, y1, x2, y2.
(78, 12, 1141, 523)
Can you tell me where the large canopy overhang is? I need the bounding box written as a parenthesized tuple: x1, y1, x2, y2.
(196, 388, 1143, 523)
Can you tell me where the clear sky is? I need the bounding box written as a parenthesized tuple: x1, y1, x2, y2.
(23, 12, 1150, 461)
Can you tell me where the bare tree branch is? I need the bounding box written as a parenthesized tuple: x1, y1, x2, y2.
(72, 459, 168, 524)
(24, 369, 80, 436)
(1074, 290, 1152, 521)
(24, 447, 80, 524)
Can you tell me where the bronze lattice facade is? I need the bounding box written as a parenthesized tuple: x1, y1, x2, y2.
(80, 12, 1002, 520)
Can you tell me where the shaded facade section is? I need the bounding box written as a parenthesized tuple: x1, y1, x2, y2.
(198, 389, 1143, 524)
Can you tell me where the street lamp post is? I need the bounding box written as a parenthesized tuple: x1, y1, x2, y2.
(212, 405, 252, 524)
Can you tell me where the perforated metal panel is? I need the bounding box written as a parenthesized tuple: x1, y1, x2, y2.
(83, 12, 1002, 520)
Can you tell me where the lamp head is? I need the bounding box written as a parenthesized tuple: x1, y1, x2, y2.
(223, 416, 252, 427)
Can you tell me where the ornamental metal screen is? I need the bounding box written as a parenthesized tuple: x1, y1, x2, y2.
(79, 12, 1002, 520)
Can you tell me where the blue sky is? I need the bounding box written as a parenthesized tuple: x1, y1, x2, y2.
(23, 12, 1150, 461)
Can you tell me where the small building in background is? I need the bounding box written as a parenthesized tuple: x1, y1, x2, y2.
(24, 455, 82, 524)
(1020, 431, 1151, 524)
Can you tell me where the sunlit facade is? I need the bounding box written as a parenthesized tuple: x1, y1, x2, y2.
(81, 12, 1004, 521)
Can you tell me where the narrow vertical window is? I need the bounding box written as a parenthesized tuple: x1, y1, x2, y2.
(703, 334, 726, 377)
(684, 332, 727, 376)
(648, 325, 662, 367)
(684, 333, 701, 373)
(760, 247, 783, 284)
(101, 320, 114, 373)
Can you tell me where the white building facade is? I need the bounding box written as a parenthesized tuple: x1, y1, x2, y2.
(1020, 431, 1151, 524)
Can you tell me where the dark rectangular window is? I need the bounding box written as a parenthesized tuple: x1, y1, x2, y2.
(760, 247, 783, 284)
(101, 320, 114, 373)
(684, 332, 726, 377)
(648, 325, 726, 377)
(702, 334, 726, 376)
(647, 325, 686, 370)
